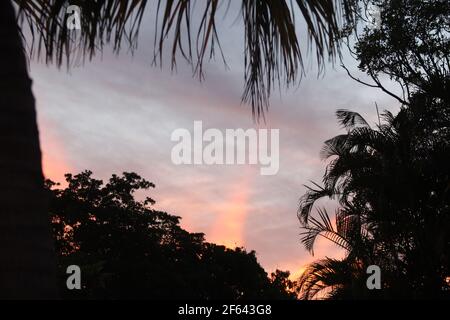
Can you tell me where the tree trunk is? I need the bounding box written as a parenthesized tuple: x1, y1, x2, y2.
(0, 1, 57, 299)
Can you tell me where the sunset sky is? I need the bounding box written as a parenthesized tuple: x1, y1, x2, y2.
(27, 5, 401, 278)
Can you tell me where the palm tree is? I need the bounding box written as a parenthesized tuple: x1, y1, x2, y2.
(298, 0, 450, 299)
(298, 105, 450, 299)
(0, 1, 57, 299)
(297, 109, 401, 299)
(2, 0, 358, 298)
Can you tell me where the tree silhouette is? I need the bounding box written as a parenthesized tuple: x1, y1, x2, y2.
(298, 0, 450, 299)
(47, 171, 298, 299)
(2, 0, 359, 297)
(347, 0, 449, 104)
(299, 104, 449, 299)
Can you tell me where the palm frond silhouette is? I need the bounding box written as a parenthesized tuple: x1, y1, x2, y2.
(15, 0, 357, 118)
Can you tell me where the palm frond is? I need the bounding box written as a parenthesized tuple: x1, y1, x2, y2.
(320, 134, 349, 159)
(336, 109, 370, 130)
(15, 0, 358, 121)
(381, 110, 395, 125)
(298, 257, 353, 300)
(300, 207, 351, 254)
(240, 0, 358, 119)
(241, 0, 302, 120)
(298, 181, 334, 224)
(153, 0, 225, 77)
(323, 150, 380, 192)
(16, 0, 148, 67)
(346, 126, 391, 153)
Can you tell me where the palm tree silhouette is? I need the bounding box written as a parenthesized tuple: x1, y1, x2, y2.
(1, 0, 357, 298)
(298, 104, 450, 299)
(297, 109, 404, 299)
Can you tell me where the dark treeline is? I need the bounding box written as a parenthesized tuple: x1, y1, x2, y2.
(46, 172, 299, 299)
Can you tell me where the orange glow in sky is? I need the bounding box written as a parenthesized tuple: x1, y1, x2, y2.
(207, 170, 252, 248)
(39, 119, 72, 183)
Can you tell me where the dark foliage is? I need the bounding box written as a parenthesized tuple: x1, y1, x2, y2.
(46, 171, 298, 299)
(298, 0, 450, 299)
